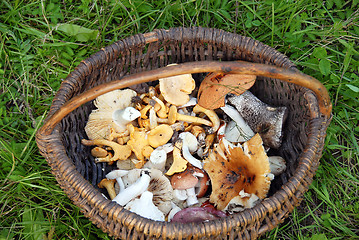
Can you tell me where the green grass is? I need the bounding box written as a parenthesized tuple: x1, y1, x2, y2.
(1, 0, 358, 239)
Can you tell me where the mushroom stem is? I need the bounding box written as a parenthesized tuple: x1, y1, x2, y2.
(193, 104, 220, 133)
(220, 104, 254, 142)
(167, 202, 182, 222)
(182, 144, 203, 169)
(140, 105, 152, 119)
(98, 179, 117, 200)
(168, 105, 212, 126)
(149, 108, 158, 130)
(106, 169, 129, 193)
(179, 132, 203, 169)
(152, 96, 168, 118)
(113, 106, 141, 128)
(173, 189, 188, 201)
(145, 149, 167, 171)
(81, 139, 131, 162)
(186, 187, 199, 206)
(112, 170, 151, 206)
(268, 156, 286, 176)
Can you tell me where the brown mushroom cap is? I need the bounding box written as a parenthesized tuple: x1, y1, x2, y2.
(197, 73, 256, 110)
(171, 166, 209, 198)
(203, 134, 271, 210)
(171, 169, 199, 190)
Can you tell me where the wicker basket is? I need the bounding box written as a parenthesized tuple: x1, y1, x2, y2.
(36, 27, 332, 239)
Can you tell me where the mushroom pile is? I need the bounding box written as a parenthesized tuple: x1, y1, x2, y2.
(82, 68, 288, 222)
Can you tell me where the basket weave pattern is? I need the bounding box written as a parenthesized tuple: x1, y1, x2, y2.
(36, 27, 331, 239)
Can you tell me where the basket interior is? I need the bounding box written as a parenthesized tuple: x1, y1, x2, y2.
(58, 28, 313, 200)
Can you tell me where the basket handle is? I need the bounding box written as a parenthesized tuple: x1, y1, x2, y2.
(39, 61, 332, 135)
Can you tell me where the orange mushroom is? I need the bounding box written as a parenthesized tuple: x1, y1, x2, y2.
(203, 134, 271, 210)
(197, 73, 256, 110)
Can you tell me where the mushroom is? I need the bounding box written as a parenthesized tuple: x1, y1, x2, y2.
(107, 128, 130, 142)
(81, 139, 132, 163)
(220, 104, 255, 143)
(227, 91, 288, 148)
(167, 105, 212, 126)
(116, 155, 137, 170)
(159, 68, 196, 106)
(216, 121, 227, 141)
(171, 166, 209, 199)
(144, 148, 167, 172)
(178, 97, 198, 108)
(140, 104, 153, 119)
(112, 170, 151, 206)
(152, 96, 168, 118)
(112, 106, 141, 130)
(223, 190, 260, 213)
(84, 89, 138, 140)
(126, 124, 150, 168)
(190, 125, 205, 138)
(268, 156, 286, 176)
(144, 143, 174, 171)
(106, 169, 129, 193)
(147, 124, 174, 148)
(142, 145, 154, 159)
(125, 191, 165, 221)
(197, 73, 256, 110)
(171, 206, 226, 223)
(122, 169, 173, 215)
(179, 132, 203, 169)
(203, 134, 271, 210)
(166, 141, 188, 176)
(192, 104, 220, 133)
(170, 168, 199, 206)
(91, 147, 108, 158)
(149, 108, 158, 130)
(203, 133, 216, 156)
(167, 202, 182, 222)
(98, 178, 117, 200)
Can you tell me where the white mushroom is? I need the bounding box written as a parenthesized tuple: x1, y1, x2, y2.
(144, 148, 167, 172)
(122, 169, 174, 215)
(173, 189, 188, 201)
(186, 187, 199, 206)
(167, 202, 182, 222)
(112, 106, 141, 129)
(106, 169, 129, 193)
(220, 104, 254, 142)
(112, 170, 151, 206)
(179, 132, 203, 169)
(125, 191, 165, 221)
(178, 97, 198, 108)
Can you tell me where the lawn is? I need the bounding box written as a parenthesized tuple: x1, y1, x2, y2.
(0, 0, 358, 239)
